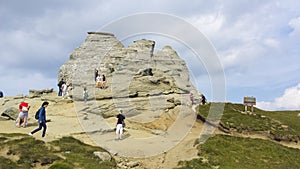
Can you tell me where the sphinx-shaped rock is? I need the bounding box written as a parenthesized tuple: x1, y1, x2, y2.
(58, 32, 201, 119)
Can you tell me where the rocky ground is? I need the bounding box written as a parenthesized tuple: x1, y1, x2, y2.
(0, 91, 204, 169)
(1, 93, 300, 169)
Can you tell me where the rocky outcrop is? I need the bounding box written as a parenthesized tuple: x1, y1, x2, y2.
(58, 31, 201, 123)
(1, 107, 19, 120)
(28, 88, 54, 98)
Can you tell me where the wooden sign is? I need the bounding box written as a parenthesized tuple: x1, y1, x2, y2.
(244, 96, 256, 106)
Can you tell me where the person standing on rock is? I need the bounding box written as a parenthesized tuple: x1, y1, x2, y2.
(116, 109, 125, 140)
(57, 78, 64, 96)
(201, 94, 206, 105)
(61, 82, 67, 97)
(94, 69, 99, 82)
(67, 82, 73, 95)
(96, 75, 102, 88)
(29, 101, 49, 138)
(83, 87, 88, 103)
(101, 74, 106, 89)
(189, 92, 195, 105)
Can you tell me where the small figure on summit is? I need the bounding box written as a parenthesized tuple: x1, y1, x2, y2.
(101, 74, 106, 89)
(96, 75, 102, 88)
(94, 69, 99, 82)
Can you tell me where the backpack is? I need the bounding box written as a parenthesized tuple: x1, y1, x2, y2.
(35, 109, 40, 120)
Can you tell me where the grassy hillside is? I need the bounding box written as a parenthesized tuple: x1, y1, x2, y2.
(177, 135, 300, 169)
(0, 133, 116, 169)
(178, 103, 300, 169)
(198, 103, 300, 142)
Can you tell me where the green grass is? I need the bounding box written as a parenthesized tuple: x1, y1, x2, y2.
(50, 137, 116, 169)
(0, 135, 61, 168)
(198, 103, 299, 142)
(0, 156, 19, 169)
(0, 134, 116, 169)
(178, 135, 300, 169)
(256, 109, 300, 133)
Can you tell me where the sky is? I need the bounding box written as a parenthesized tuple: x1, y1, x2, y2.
(0, 0, 300, 111)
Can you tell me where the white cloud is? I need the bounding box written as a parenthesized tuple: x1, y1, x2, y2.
(187, 14, 225, 34)
(257, 83, 300, 110)
(263, 38, 280, 48)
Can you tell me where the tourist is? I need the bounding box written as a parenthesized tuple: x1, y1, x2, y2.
(0, 91, 3, 98)
(96, 75, 102, 88)
(189, 92, 195, 105)
(83, 87, 88, 103)
(67, 82, 73, 96)
(16, 101, 30, 128)
(116, 109, 125, 140)
(57, 78, 64, 96)
(201, 94, 206, 105)
(61, 82, 67, 97)
(29, 101, 49, 138)
(94, 69, 99, 82)
(101, 74, 106, 89)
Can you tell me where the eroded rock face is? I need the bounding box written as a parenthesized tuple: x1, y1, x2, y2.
(58, 32, 201, 119)
(29, 88, 54, 98)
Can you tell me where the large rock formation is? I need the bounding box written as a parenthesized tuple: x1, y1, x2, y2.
(58, 32, 202, 157)
(59, 31, 200, 120)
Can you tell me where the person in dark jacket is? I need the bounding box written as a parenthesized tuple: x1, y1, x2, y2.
(29, 101, 49, 138)
(94, 69, 99, 82)
(0, 91, 3, 98)
(115, 109, 125, 140)
(57, 79, 64, 96)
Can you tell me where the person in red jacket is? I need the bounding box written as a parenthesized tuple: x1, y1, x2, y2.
(16, 101, 30, 128)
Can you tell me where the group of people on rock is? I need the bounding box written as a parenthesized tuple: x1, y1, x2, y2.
(12, 68, 124, 140)
(95, 69, 106, 89)
(14, 99, 125, 140)
(57, 78, 73, 97)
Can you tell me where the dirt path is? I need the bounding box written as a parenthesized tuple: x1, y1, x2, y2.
(0, 101, 204, 168)
(135, 121, 202, 169)
(215, 129, 300, 150)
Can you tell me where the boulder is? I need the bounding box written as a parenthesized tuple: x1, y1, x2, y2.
(93, 151, 111, 161)
(1, 107, 19, 120)
(29, 88, 54, 98)
(151, 130, 167, 136)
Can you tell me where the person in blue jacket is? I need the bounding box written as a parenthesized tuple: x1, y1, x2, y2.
(29, 101, 49, 138)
